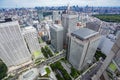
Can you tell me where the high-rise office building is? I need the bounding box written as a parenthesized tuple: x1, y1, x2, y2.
(92, 33, 120, 80)
(62, 14, 78, 44)
(52, 11, 61, 22)
(38, 11, 44, 22)
(86, 21, 101, 32)
(0, 21, 31, 67)
(22, 26, 40, 54)
(67, 28, 100, 70)
(50, 24, 63, 52)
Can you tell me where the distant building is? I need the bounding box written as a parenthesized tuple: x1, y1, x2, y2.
(62, 14, 78, 44)
(52, 11, 61, 22)
(0, 21, 31, 67)
(86, 21, 101, 32)
(67, 28, 100, 70)
(38, 11, 44, 22)
(22, 26, 40, 54)
(50, 24, 63, 52)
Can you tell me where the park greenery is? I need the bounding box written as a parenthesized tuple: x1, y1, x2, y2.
(109, 62, 117, 72)
(70, 67, 80, 78)
(38, 37, 44, 43)
(56, 73, 64, 80)
(93, 14, 120, 22)
(94, 50, 106, 61)
(43, 12, 52, 17)
(45, 67, 51, 76)
(50, 61, 72, 80)
(33, 50, 41, 59)
(0, 59, 8, 80)
(61, 58, 80, 78)
(41, 46, 53, 58)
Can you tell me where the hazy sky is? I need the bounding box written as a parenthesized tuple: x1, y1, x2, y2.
(0, 0, 120, 8)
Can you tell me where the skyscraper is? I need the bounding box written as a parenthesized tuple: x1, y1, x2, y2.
(52, 11, 61, 23)
(50, 24, 63, 52)
(62, 14, 78, 45)
(22, 26, 40, 54)
(67, 28, 100, 70)
(0, 21, 31, 67)
(92, 33, 120, 80)
(86, 21, 101, 32)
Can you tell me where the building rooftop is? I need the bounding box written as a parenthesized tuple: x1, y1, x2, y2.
(0, 21, 19, 28)
(62, 14, 78, 19)
(19, 68, 39, 80)
(51, 24, 63, 31)
(22, 26, 37, 34)
(71, 28, 99, 40)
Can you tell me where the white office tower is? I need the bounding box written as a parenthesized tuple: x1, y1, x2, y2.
(62, 14, 78, 44)
(50, 24, 63, 52)
(86, 21, 101, 32)
(52, 11, 61, 22)
(67, 28, 100, 70)
(22, 26, 40, 54)
(0, 21, 31, 67)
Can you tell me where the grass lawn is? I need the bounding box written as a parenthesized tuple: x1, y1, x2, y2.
(33, 50, 41, 59)
(45, 67, 51, 75)
(109, 62, 117, 72)
(38, 37, 44, 43)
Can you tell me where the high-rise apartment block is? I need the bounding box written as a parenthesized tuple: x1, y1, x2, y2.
(0, 21, 31, 67)
(50, 24, 63, 52)
(67, 28, 100, 70)
(22, 26, 40, 54)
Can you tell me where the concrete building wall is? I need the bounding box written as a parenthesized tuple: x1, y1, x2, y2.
(67, 16, 78, 33)
(50, 24, 63, 52)
(86, 22, 101, 32)
(82, 38, 100, 68)
(23, 26, 40, 54)
(52, 11, 61, 22)
(68, 37, 85, 69)
(57, 29, 63, 51)
(0, 21, 31, 67)
(98, 36, 114, 55)
(62, 14, 78, 44)
(68, 34, 100, 70)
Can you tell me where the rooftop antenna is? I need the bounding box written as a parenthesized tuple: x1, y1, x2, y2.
(67, 2, 70, 14)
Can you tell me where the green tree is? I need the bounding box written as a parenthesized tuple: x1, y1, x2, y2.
(0, 60, 8, 79)
(70, 67, 79, 78)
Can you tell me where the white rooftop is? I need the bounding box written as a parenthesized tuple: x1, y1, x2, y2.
(39, 66, 47, 76)
(22, 26, 37, 34)
(51, 24, 63, 31)
(62, 14, 78, 19)
(19, 68, 39, 80)
(71, 28, 99, 40)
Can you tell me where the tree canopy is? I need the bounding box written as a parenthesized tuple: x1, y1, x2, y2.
(0, 60, 8, 79)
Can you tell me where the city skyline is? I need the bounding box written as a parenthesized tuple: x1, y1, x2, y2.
(0, 0, 120, 8)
